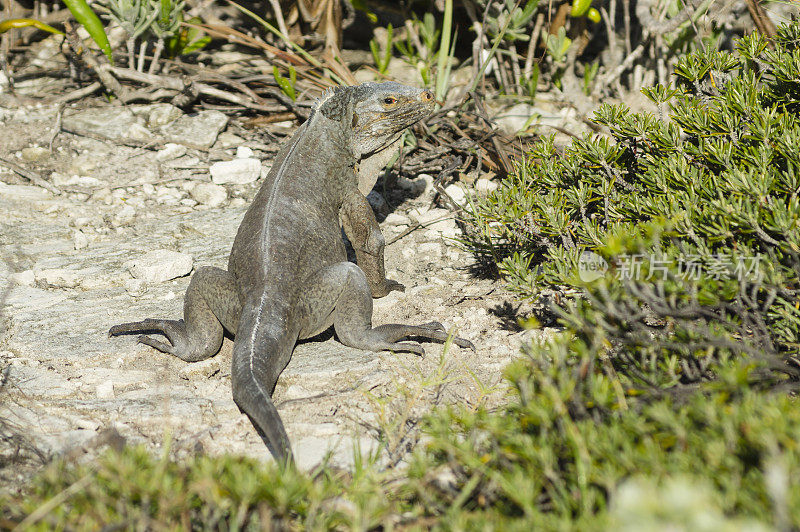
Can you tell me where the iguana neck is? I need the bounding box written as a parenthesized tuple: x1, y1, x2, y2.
(357, 136, 402, 195)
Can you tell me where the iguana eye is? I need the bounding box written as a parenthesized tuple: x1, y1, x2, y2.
(383, 97, 397, 105)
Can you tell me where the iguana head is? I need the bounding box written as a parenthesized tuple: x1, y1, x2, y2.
(316, 81, 435, 159)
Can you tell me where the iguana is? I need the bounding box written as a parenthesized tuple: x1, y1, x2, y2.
(109, 81, 473, 462)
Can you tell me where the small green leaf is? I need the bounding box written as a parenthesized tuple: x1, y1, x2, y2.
(61, 0, 113, 63)
(273, 65, 296, 102)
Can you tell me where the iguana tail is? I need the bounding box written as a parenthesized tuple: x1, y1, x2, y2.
(231, 305, 295, 463)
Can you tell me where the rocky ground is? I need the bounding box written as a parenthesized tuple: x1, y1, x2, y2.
(0, 97, 557, 490)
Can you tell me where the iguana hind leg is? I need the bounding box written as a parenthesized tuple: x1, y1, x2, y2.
(109, 266, 241, 362)
(298, 262, 474, 356)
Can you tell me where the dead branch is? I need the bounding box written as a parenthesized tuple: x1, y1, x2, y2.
(0, 157, 62, 195)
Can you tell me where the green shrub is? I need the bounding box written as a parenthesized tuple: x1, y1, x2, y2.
(464, 22, 800, 375)
(401, 340, 800, 528)
(421, 20, 800, 527)
(2, 443, 402, 529)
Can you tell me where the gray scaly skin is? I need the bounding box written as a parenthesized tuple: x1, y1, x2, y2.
(109, 82, 474, 462)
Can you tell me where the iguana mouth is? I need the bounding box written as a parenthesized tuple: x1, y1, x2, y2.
(382, 106, 432, 127)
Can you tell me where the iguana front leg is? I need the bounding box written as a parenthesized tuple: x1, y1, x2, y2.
(341, 191, 404, 298)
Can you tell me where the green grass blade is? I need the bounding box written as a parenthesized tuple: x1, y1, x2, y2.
(434, 0, 452, 102)
(224, 0, 346, 86)
(61, 0, 113, 63)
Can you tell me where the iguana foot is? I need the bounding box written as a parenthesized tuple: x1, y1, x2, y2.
(137, 334, 176, 354)
(369, 322, 475, 353)
(109, 318, 187, 356)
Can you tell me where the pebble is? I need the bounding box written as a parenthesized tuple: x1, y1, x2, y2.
(10, 270, 35, 286)
(73, 230, 89, 250)
(424, 227, 460, 240)
(124, 278, 147, 296)
(20, 146, 49, 162)
(235, 146, 254, 159)
(493, 102, 537, 136)
(155, 185, 181, 198)
(126, 196, 146, 209)
(74, 418, 100, 431)
(444, 184, 468, 207)
(155, 143, 188, 162)
(96, 380, 115, 399)
(62, 107, 140, 141)
(35, 268, 81, 289)
(165, 110, 228, 149)
(475, 178, 499, 194)
(419, 242, 442, 255)
(114, 204, 136, 225)
(210, 158, 261, 185)
(142, 103, 183, 128)
(154, 186, 183, 206)
(383, 212, 410, 226)
(190, 182, 228, 207)
(126, 249, 193, 284)
(0, 182, 50, 200)
(216, 132, 244, 147)
(408, 207, 448, 225)
(91, 187, 114, 205)
(408, 207, 460, 239)
(127, 123, 154, 141)
(53, 174, 105, 187)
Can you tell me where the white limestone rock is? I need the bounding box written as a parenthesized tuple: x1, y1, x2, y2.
(96, 380, 115, 399)
(235, 146, 254, 159)
(444, 183, 468, 207)
(210, 158, 261, 185)
(73, 230, 89, 250)
(190, 183, 228, 207)
(155, 143, 188, 162)
(164, 110, 229, 149)
(126, 249, 193, 284)
(475, 178, 499, 194)
(383, 212, 410, 226)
